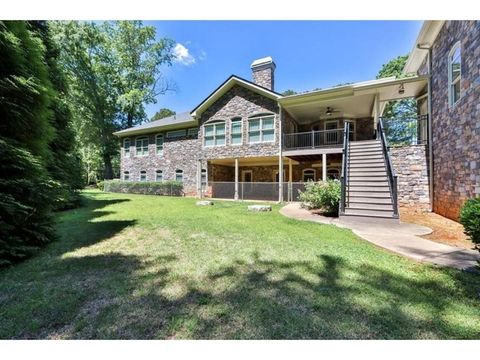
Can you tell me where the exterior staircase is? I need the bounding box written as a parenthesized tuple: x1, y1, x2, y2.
(341, 139, 399, 220)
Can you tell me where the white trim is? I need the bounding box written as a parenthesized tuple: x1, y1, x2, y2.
(247, 114, 276, 144)
(302, 168, 316, 182)
(448, 41, 462, 108)
(123, 171, 130, 181)
(203, 120, 227, 148)
(155, 133, 164, 156)
(241, 170, 253, 182)
(123, 138, 131, 158)
(135, 136, 149, 157)
(155, 169, 163, 182)
(175, 169, 184, 183)
(230, 117, 243, 146)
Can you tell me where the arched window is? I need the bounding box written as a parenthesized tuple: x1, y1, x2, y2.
(248, 114, 275, 143)
(230, 117, 243, 145)
(201, 169, 207, 185)
(302, 169, 316, 182)
(175, 169, 183, 183)
(139, 170, 147, 182)
(123, 171, 130, 181)
(156, 170, 163, 182)
(448, 41, 461, 107)
(135, 136, 149, 156)
(204, 120, 226, 147)
(156, 134, 164, 155)
(327, 167, 340, 180)
(123, 138, 131, 157)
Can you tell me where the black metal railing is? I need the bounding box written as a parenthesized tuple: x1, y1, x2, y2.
(340, 122, 350, 214)
(380, 115, 429, 147)
(377, 118, 399, 217)
(283, 129, 345, 150)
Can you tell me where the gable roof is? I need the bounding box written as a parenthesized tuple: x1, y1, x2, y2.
(113, 111, 196, 137)
(190, 75, 281, 117)
(403, 21, 445, 74)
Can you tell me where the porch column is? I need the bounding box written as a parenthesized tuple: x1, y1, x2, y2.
(234, 158, 239, 201)
(278, 156, 284, 202)
(196, 159, 202, 199)
(288, 158, 293, 202)
(322, 153, 327, 181)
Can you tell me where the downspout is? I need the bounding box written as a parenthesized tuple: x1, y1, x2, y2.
(278, 104, 283, 203)
(417, 44, 434, 212)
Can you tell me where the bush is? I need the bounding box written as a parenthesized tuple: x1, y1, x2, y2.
(298, 179, 341, 216)
(459, 197, 480, 251)
(104, 180, 184, 196)
(96, 180, 104, 190)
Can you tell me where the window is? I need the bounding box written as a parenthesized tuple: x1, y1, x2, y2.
(123, 171, 130, 181)
(167, 129, 186, 139)
(156, 170, 163, 182)
(303, 169, 315, 182)
(248, 115, 275, 143)
(448, 42, 461, 107)
(175, 169, 183, 183)
(188, 127, 198, 137)
(123, 139, 131, 157)
(201, 169, 207, 186)
(140, 170, 147, 182)
(327, 168, 340, 180)
(231, 118, 242, 145)
(204, 121, 226, 147)
(135, 136, 149, 156)
(156, 134, 164, 155)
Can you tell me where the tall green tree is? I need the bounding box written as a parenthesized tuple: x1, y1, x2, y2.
(151, 108, 175, 121)
(377, 55, 418, 145)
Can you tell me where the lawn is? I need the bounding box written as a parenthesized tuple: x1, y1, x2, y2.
(1, 190, 479, 339)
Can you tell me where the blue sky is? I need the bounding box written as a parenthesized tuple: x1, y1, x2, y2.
(145, 21, 422, 118)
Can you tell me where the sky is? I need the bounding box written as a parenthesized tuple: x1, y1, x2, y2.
(144, 21, 423, 118)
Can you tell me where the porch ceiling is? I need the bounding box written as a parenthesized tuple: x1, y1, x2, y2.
(209, 156, 300, 166)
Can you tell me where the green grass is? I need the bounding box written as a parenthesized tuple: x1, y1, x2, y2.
(1, 189, 479, 339)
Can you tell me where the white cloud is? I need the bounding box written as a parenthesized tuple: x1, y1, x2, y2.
(198, 50, 207, 61)
(173, 43, 196, 66)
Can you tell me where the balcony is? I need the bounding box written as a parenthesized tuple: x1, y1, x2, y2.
(283, 129, 345, 151)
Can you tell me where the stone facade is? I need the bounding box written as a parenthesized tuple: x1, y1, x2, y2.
(251, 63, 275, 90)
(391, 145, 430, 209)
(418, 21, 480, 220)
(121, 133, 201, 196)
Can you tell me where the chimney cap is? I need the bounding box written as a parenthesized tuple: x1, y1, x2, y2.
(251, 56, 276, 69)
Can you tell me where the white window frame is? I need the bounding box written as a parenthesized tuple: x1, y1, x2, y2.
(203, 120, 226, 147)
(123, 171, 130, 181)
(241, 170, 253, 182)
(248, 114, 275, 144)
(123, 138, 131, 157)
(155, 134, 164, 156)
(175, 169, 183, 183)
(135, 136, 149, 157)
(230, 117, 243, 146)
(166, 129, 187, 139)
(155, 170, 163, 182)
(139, 170, 147, 182)
(302, 168, 316, 182)
(448, 41, 462, 108)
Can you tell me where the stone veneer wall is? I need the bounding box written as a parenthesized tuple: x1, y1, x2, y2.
(418, 21, 480, 220)
(252, 66, 274, 90)
(199, 84, 280, 160)
(391, 145, 430, 209)
(120, 134, 200, 196)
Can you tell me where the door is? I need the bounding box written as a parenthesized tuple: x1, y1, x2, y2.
(242, 170, 252, 182)
(325, 120, 339, 144)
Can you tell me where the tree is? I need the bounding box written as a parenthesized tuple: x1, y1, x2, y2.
(151, 108, 176, 121)
(0, 21, 56, 266)
(281, 89, 297, 96)
(377, 55, 418, 145)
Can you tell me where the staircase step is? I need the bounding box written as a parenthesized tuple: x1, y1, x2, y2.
(349, 158, 385, 165)
(349, 191, 392, 197)
(348, 171, 387, 177)
(349, 148, 383, 154)
(350, 140, 381, 145)
(347, 202, 393, 211)
(349, 154, 384, 160)
(349, 176, 389, 182)
(349, 164, 386, 170)
(348, 196, 393, 204)
(347, 185, 390, 191)
(343, 208, 395, 218)
(349, 143, 382, 148)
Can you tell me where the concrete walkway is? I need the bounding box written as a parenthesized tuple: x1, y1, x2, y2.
(280, 203, 480, 272)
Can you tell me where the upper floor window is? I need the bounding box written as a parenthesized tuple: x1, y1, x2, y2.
(135, 136, 149, 156)
(156, 170, 163, 182)
(123, 171, 130, 181)
(448, 42, 461, 107)
(204, 121, 226, 147)
(139, 170, 147, 182)
(231, 117, 242, 145)
(248, 115, 275, 144)
(167, 129, 186, 139)
(156, 134, 164, 155)
(123, 139, 131, 157)
(188, 127, 198, 137)
(175, 169, 183, 183)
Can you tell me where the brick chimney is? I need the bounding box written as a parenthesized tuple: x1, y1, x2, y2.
(251, 56, 276, 91)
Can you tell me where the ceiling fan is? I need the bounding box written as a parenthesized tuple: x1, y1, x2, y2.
(324, 106, 341, 116)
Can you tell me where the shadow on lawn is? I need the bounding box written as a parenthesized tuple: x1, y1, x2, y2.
(23, 252, 477, 340)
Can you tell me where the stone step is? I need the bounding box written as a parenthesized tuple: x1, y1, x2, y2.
(348, 196, 393, 204)
(343, 208, 395, 218)
(347, 202, 394, 211)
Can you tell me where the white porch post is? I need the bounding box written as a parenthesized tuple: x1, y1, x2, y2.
(288, 158, 293, 202)
(278, 156, 284, 202)
(234, 158, 239, 201)
(196, 159, 202, 199)
(278, 106, 284, 203)
(322, 153, 327, 181)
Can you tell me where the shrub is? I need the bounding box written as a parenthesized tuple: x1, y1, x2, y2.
(104, 180, 184, 196)
(298, 179, 341, 216)
(459, 197, 480, 251)
(96, 180, 104, 190)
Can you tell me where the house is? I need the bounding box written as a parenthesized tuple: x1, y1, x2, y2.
(114, 20, 479, 222)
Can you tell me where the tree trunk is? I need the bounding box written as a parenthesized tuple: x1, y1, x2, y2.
(127, 112, 134, 128)
(103, 154, 113, 180)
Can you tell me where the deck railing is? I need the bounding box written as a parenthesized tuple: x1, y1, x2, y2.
(283, 129, 344, 150)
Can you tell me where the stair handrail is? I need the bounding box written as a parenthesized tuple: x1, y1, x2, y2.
(377, 118, 399, 217)
(340, 122, 350, 213)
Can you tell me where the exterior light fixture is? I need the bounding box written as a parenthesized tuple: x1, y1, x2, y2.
(325, 107, 333, 116)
